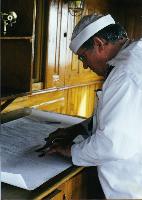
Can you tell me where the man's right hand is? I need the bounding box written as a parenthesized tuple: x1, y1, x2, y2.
(47, 127, 76, 147)
(37, 122, 88, 156)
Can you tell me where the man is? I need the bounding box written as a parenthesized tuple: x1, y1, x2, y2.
(47, 14, 142, 198)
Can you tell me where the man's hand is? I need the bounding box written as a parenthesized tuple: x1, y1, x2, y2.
(36, 122, 87, 157)
(47, 127, 77, 146)
(48, 128, 67, 142)
(47, 128, 74, 157)
(47, 117, 91, 147)
(47, 143, 71, 157)
(36, 127, 76, 157)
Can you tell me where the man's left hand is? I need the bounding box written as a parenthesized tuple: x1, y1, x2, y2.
(47, 143, 71, 157)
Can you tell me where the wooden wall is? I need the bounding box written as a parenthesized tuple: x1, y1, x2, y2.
(44, 0, 106, 89)
(2, 0, 142, 118)
(110, 0, 142, 39)
(2, 82, 102, 118)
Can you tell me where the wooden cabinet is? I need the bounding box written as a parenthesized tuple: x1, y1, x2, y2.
(1, 0, 36, 99)
(42, 190, 64, 200)
(1, 37, 33, 98)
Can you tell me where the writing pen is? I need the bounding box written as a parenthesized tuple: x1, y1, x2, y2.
(43, 121, 61, 124)
(26, 116, 61, 124)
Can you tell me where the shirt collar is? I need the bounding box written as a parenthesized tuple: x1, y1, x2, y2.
(107, 38, 131, 66)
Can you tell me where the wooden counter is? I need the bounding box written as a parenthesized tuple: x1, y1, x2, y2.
(2, 166, 105, 200)
(1, 109, 104, 200)
(1, 109, 86, 200)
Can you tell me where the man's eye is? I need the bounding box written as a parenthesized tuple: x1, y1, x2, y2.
(79, 57, 83, 61)
(79, 56, 85, 62)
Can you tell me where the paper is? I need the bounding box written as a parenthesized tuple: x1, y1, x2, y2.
(1, 109, 84, 190)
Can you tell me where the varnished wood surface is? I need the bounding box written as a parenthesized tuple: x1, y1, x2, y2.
(0, 37, 32, 40)
(2, 0, 142, 107)
(44, 0, 105, 90)
(3, 0, 141, 108)
(2, 82, 103, 118)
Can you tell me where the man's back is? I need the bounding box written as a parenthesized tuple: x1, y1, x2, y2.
(98, 38, 142, 198)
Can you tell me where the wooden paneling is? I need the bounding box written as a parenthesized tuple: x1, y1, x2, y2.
(110, 0, 142, 39)
(2, 82, 103, 119)
(2, 90, 66, 114)
(86, 0, 113, 13)
(44, 0, 104, 89)
(33, 0, 48, 82)
(66, 85, 95, 118)
(3, 0, 142, 116)
(44, 0, 142, 91)
(36, 97, 65, 114)
(63, 1, 106, 86)
(58, 171, 86, 200)
(66, 83, 102, 118)
(42, 190, 64, 200)
(44, 0, 68, 88)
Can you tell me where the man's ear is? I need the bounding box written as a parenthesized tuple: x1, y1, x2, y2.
(93, 37, 105, 52)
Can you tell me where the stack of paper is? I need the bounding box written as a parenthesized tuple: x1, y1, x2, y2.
(1, 109, 84, 190)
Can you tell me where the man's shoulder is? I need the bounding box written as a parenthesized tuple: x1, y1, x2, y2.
(108, 38, 142, 66)
(105, 62, 142, 91)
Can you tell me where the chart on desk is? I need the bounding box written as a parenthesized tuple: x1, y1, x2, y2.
(1, 109, 84, 190)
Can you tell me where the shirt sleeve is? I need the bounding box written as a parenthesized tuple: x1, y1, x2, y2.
(71, 71, 142, 166)
(77, 114, 97, 138)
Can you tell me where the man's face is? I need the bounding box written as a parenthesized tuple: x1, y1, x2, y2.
(77, 38, 108, 76)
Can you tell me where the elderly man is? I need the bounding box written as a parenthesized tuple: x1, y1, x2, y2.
(47, 14, 142, 198)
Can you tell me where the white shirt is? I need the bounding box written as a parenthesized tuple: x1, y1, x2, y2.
(71, 38, 142, 199)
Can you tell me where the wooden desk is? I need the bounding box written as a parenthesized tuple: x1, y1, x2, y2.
(1, 109, 86, 199)
(1, 109, 104, 199)
(2, 166, 105, 200)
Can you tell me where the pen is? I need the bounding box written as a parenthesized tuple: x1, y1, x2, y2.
(25, 116, 61, 124)
(44, 121, 61, 124)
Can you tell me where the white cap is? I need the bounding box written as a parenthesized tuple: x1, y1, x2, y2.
(70, 14, 115, 53)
